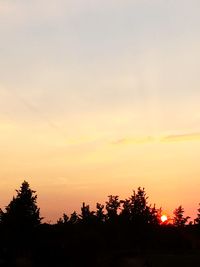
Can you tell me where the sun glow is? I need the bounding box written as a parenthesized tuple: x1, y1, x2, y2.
(161, 214, 168, 223)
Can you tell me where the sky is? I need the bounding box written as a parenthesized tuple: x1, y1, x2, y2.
(0, 0, 200, 222)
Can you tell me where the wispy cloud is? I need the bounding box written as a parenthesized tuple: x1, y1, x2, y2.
(111, 136, 155, 145)
(111, 132, 200, 146)
(162, 133, 200, 142)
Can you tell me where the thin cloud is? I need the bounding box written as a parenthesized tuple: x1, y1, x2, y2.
(112, 132, 200, 146)
(111, 136, 155, 145)
(162, 133, 200, 142)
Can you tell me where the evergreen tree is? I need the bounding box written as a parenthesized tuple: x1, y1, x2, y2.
(96, 203, 105, 223)
(120, 198, 131, 221)
(194, 203, 200, 225)
(57, 213, 69, 225)
(80, 202, 95, 223)
(149, 205, 161, 226)
(129, 187, 150, 225)
(69, 211, 79, 224)
(173, 205, 190, 227)
(105, 195, 120, 221)
(0, 181, 42, 229)
(127, 187, 160, 226)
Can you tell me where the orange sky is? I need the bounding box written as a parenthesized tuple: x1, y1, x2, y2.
(0, 133, 200, 222)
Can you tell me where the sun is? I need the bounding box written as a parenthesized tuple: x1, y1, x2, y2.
(161, 214, 168, 223)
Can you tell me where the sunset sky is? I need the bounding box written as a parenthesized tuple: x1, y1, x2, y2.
(0, 0, 200, 222)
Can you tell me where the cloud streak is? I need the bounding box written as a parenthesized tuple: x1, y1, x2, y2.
(111, 132, 200, 146)
(162, 133, 200, 142)
(112, 136, 155, 145)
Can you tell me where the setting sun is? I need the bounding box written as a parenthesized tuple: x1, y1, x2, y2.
(161, 215, 168, 223)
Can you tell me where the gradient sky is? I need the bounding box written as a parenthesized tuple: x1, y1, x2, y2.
(1, 0, 200, 222)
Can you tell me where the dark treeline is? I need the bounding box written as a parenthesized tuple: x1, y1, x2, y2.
(0, 181, 200, 267)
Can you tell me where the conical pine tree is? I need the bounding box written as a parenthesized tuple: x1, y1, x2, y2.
(0, 181, 42, 229)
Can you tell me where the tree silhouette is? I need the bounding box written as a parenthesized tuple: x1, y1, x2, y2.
(129, 187, 152, 225)
(69, 211, 79, 224)
(0, 180, 42, 229)
(173, 205, 190, 227)
(120, 198, 131, 221)
(0, 182, 199, 266)
(105, 195, 120, 221)
(96, 202, 105, 223)
(80, 202, 95, 224)
(57, 213, 69, 225)
(149, 204, 161, 225)
(194, 203, 200, 225)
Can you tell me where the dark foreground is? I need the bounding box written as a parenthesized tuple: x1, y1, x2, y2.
(1, 252, 200, 267)
(0, 223, 200, 266)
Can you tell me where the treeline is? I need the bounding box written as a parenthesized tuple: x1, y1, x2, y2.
(58, 190, 197, 227)
(1, 181, 199, 228)
(0, 181, 200, 267)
